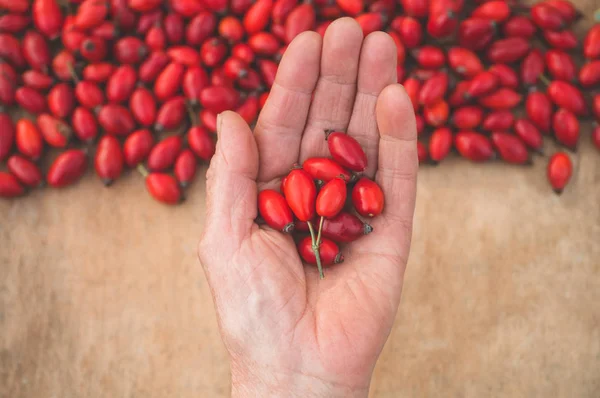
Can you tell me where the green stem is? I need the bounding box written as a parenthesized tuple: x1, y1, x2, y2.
(66, 62, 80, 84)
(316, 216, 324, 246)
(136, 164, 149, 178)
(307, 221, 324, 280)
(538, 74, 551, 86)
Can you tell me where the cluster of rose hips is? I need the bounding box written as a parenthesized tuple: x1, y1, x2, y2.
(0, 0, 599, 202)
(258, 131, 383, 278)
(401, 0, 600, 194)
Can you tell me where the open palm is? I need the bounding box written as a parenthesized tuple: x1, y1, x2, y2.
(198, 18, 418, 397)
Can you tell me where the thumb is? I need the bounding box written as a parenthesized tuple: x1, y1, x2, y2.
(199, 111, 259, 268)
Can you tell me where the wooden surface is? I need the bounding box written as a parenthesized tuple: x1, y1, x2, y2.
(2, 6, 600, 398)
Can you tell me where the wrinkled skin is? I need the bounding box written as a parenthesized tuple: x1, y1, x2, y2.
(198, 18, 418, 397)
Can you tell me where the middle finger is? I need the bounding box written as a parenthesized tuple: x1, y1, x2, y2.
(299, 17, 363, 162)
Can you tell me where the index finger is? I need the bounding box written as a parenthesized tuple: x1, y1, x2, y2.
(254, 32, 322, 185)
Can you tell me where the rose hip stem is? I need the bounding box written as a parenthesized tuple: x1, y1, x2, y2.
(137, 163, 149, 178)
(306, 219, 325, 279)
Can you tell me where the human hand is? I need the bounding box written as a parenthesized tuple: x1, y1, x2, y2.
(198, 17, 418, 398)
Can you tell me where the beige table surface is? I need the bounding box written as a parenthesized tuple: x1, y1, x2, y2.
(2, 4, 600, 398)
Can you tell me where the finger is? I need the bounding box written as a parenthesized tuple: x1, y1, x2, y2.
(199, 111, 259, 265)
(375, 84, 418, 251)
(299, 17, 363, 161)
(346, 32, 397, 178)
(348, 84, 417, 302)
(254, 32, 322, 184)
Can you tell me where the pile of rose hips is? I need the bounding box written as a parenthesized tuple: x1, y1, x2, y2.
(258, 131, 382, 278)
(0, 0, 598, 202)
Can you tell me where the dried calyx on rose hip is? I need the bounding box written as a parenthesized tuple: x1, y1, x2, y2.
(258, 131, 384, 279)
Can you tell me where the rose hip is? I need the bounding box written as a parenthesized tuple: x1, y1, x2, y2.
(187, 126, 215, 161)
(429, 127, 453, 163)
(155, 96, 186, 132)
(95, 135, 124, 186)
(459, 18, 495, 51)
(97, 104, 135, 136)
(547, 152, 572, 194)
(531, 3, 565, 31)
(236, 95, 260, 124)
(124, 129, 154, 167)
(107, 65, 137, 104)
(321, 212, 373, 243)
(244, 0, 274, 34)
(521, 49, 545, 87)
(547, 81, 587, 116)
(37, 113, 71, 148)
(455, 131, 494, 162)
(447, 47, 483, 78)
(545, 50, 577, 82)
(7, 155, 43, 187)
(173, 149, 197, 189)
(16, 119, 43, 160)
(148, 135, 182, 171)
(154, 62, 184, 102)
(526, 91, 552, 133)
(482, 110, 514, 131)
(583, 25, 600, 60)
(199, 109, 218, 132)
(514, 119, 543, 152)
(412, 45, 445, 69)
(316, 178, 346, 219)
(424, 100, 449, 127)
(283, 169, 316, 222)
(302, 158, 351, 183)
(71, 107, 98, 142)
(352, 178, 384, 217)
(487, 37, 530, 63)
(552, 108, 579, 150)
(33, 0, 63, 39)
(114, 37, 148, 64)
(503, 16, 536, 39)
(465, 71, 499, 99)
(144, 171, 182, 205)
(75, 80, 105, 110)
(81, 63, 114, 84)
(0, 172, 24, 197)
(52, 51, 75, 81)
(543, 30, 578, 51)
(326, 131, 368, 172)
(139, 51, 170, 83)
(74, 0, 109, 30)
(579, 61, 600, 88)
(298, 236, 343, 266)
(22, 31, 50, 72)
(472, 0, 510, 22)
(479, 88, 522, 110)
(15, 87, 47, 114)
(491, 132, 530, 165)
(169, 0, 203, 16)
(489, 64, 519, 89)
(199, 86, 240, 114)
(22, 70, 54, 91)
(47, 149, 87, 188)
(80, 37, 108, 63)
(48, 83, 75, 118)
(164, 13, 185, 44)
(0, 112, 14, 161)
(258, 189, 295, 232)
(419, 71, 448, 106)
